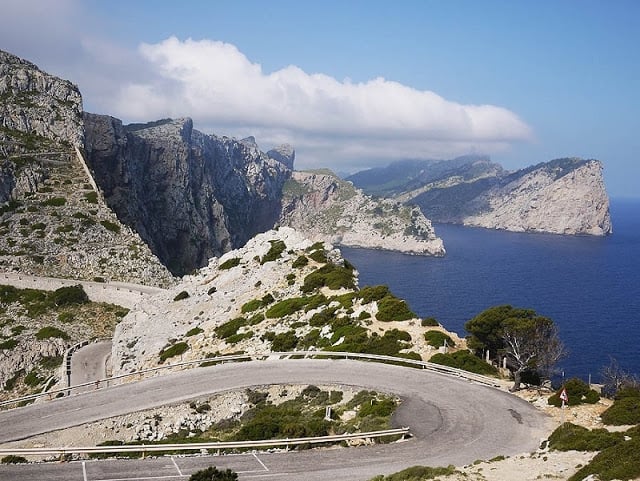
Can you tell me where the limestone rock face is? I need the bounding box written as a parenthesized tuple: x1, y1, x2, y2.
(83, 115, 292, 275)
(411, 158, 612, 236)
(0, 49, 83, 148)
(279, 170, 445, 256)
(462, 160, 612, 235)
(267, 144, 295, 170)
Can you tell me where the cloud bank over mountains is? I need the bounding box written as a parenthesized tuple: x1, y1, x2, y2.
(110, 37, 531, 170)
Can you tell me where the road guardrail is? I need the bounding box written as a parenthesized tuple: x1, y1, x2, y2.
(0, 350, 500, 409)
(0, 427, 410, 457)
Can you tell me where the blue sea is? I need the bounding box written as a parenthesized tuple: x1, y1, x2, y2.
(341, 199, 640, 382)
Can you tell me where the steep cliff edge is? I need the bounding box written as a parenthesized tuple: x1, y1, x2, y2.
(410, 158, 612, 235)
(0, 50, 173, 286)
(279, 170, 445, 256)
(83, 115, 291, 275)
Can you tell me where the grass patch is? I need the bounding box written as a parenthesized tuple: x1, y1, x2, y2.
(261, 240, 286, 264)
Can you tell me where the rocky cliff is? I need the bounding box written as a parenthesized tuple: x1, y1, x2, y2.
(0, 50, 174, 286)
(279, 170, 445, 256)
(410, 158, 612, 235)
(83, 115, 292, 276)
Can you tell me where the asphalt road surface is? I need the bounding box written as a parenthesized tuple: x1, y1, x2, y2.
(70, 341, 112, 392)
(0, 359, 553, 481)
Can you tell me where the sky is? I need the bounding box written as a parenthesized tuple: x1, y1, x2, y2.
(2, 0, 639, 197)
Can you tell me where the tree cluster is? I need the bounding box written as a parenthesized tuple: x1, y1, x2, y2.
(465, 305, 566, 391)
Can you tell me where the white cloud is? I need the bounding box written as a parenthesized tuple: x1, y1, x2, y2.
(110, 37, 532, 171)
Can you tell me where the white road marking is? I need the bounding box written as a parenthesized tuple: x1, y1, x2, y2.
(83, 461, 88, 481)
(252, 452, 269, 472)
(94, 476, 186, 481)
(171, 456, 183, 476)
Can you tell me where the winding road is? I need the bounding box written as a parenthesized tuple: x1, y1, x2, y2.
(0, 358, 553, 481)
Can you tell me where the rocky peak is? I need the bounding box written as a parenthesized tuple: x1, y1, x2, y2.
(0, 49, 83, 148)
(267, 144, 295, 170)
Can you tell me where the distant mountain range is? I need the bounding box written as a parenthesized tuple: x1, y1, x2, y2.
(347, 156, 612, 236)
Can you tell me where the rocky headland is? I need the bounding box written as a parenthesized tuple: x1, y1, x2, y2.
(350, 156, 613, 236)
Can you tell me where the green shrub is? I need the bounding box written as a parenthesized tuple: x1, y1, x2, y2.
(50, 285, 89, 306)
(549, 423, 624, 451)
(39, 355, 63, 369)
(308, 249, 327, 263)
(0, 339, 18, 350)
(10, 325, 26, 335)
(1, 455, 28, 464)
(270, 330, 299, 351)
(568, 435, 640, 481)
(100, 220, 121, 233)
(189, 466, 238, 481)
(421, 317, 439, 327)
(185, 327, 204, 337)
(292, 255, 309, 268)
(377, 296, 416, 322)
(266, 297, 310, 318)
(173, 291, 190, 301)
(159, 342, 189, 363)
(241, 299, 263, 313)
(84, 191, 98, 204)
(207, 286, 217, 295)
(261, 240, 286, 264)
(368, 465, 459, 481)
(24, 370, 44, 387)
(358, 311, 372, 320)
(215, 317, 248, 339)
(358, 397, 396, 418)
(548, 378, 600, 407)
(35, 326, 69, 340)
(424, 330, 454, 348)
(309, 307, 338, 327)
(219, 257, 241, 270)
(302, 264, 355, 293)
(41, 196, 66, 206)
(601, 388, 640, 425)
(429, 351, 498, 375)
(358, 285, 391, 304)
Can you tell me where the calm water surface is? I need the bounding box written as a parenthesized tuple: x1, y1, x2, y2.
(341, 199, 640, 381)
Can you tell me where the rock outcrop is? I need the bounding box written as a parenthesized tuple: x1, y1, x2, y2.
(0, 49, 83, 148)
(410, 158, 612, 235)
(83, 115, 291, 276)
(112, 227, 458, 374)
(279, 170, 445, 256)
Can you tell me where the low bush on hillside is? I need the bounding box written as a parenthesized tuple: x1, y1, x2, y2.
(261, 240, 286, 264)
(301, 264, 356, 293)
(568, 430, 640, 481)
(215, 317, 249, 339)
(265, 296, 310, 318)
(1, 455, 28, 464)
(601, 387, 640, 425)
(269, 330, 299, 351)
(358, 285, 391, 304)
(0, 339, 18, 350)
(421, 317, 439, 327)
(377, 296, 416, 322)
(100, 220, 121, 233)
(189, 466, 238, 481)
(548, 378, 600, 407)
(368, 465, 459, 480)
(41, 196, 66, 207)
(159, 342, 189, 363)
(185, 327, 204, 337)
(292, 255, 309, 268)
(173, 291, 190, 301)
(424, 330, 454, 348)
(549, 422, 624, 451)
(50, 285, 89, 306)
(429, 351, 498, 376)
(35, 326, 69, 340)
(218, 257, 241, 270)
